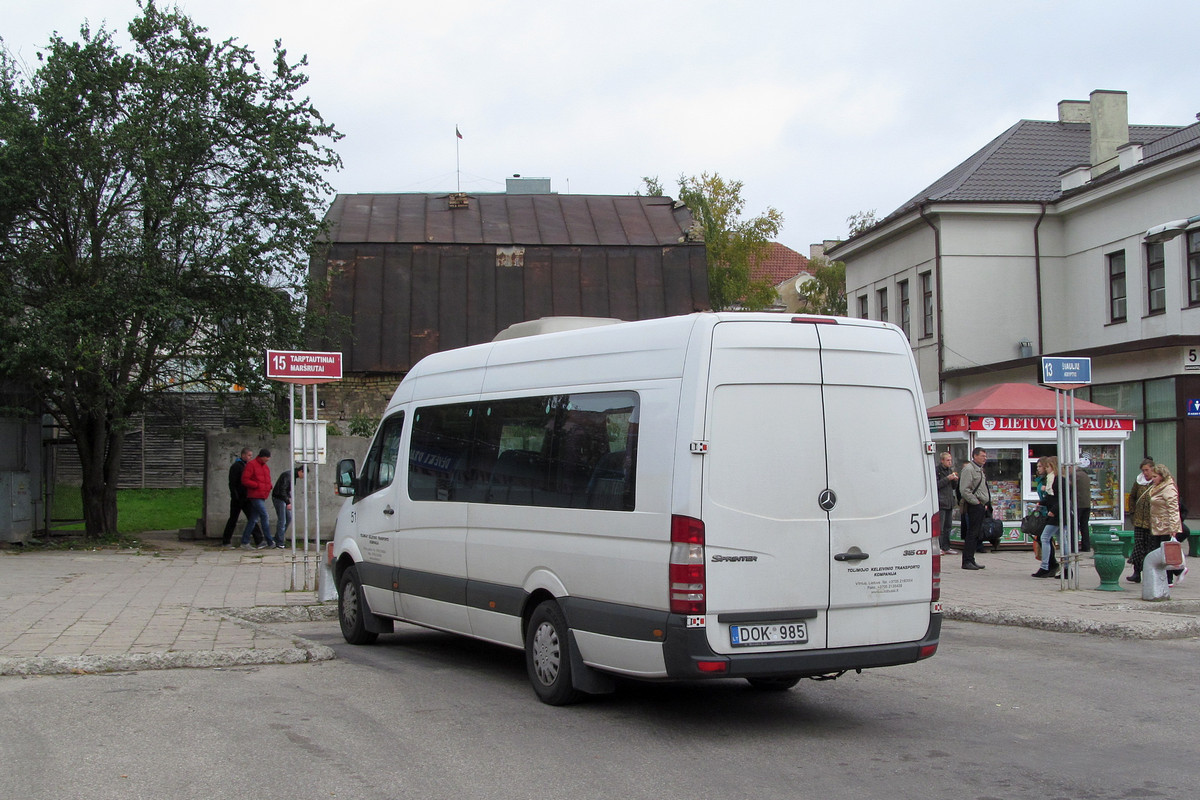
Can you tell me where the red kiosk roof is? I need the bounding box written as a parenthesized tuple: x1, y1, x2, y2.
(927, 383, 1129, 418)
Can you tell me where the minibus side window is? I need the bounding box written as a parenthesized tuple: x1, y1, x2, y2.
(356, 412, 405, 500)
(409, 403, 474, 501)
(408, 392, 638, 510)
(485, 392, 638, 511)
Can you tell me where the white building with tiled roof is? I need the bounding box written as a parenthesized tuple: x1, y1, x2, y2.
(828, 90, 1200, 505)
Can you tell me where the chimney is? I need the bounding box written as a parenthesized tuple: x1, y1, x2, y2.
(1057, 99, 1090, 123)
(1089, 89, 1128, 177)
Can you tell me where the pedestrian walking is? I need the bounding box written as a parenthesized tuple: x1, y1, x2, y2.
(220, 447, 255, 548)
(1032, 456, 1061, 578)
(1073, 464, 1092, 551)
(240, 448, 274, 549)
(272, 465, 304, 550)
(1127, 457, 1156, 583)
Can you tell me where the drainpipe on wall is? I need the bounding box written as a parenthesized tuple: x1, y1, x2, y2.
(1033, 202, 1046, 355)
(918, 203, 944, 404)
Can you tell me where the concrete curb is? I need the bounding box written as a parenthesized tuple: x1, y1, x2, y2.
(944, 600, 1200, 640)
(0, 605, 338, 677)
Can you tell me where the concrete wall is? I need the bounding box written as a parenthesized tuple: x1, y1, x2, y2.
(202, 431, 370, 540)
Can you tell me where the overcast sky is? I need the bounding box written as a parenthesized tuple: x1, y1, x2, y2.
(6, 1, 1198, 255)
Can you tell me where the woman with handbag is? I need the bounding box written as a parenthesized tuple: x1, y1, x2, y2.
(1126, 457, 1156, 583)
(1032, 456, 1061, 578)
(1148, 464, 1186, 583)
(1026, 459, 1050, 562)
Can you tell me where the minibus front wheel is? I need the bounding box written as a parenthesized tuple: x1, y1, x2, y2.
(338, 564, 378, 645)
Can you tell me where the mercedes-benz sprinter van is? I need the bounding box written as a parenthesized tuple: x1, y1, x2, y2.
(329, 313, 941, 704)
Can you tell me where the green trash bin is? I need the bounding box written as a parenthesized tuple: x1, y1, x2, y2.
(1115, 530, 1134, 560)
(1092, 533, 1126, 592)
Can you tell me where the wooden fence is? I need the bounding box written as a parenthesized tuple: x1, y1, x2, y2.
(51, 392, 271, 489)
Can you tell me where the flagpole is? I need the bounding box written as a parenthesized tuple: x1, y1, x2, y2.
(455, 124, 461, 192)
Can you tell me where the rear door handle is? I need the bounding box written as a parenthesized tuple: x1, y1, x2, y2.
(834, 551, 869, 562)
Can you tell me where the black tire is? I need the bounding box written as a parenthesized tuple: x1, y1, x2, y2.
(338, 564, 378, 645)
(746, 676, 801, 692)
(525, 600, 582, 705)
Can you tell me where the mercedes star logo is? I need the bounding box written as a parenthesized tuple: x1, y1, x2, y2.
(818, 489, 837, 511)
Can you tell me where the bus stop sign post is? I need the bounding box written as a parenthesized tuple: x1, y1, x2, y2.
(1042, 357, 1092, 591)
(265, 351, 342, 594)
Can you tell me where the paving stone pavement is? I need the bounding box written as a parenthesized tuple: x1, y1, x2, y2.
(0, 536, 1196, 677)
(0, 536, 336, 676)
(941, 547, 1200, 639)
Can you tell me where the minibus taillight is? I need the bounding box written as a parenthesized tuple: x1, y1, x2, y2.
(931, 535, 942, 603)
(930, 514, 942, 602)
(669, 515, 705, 615)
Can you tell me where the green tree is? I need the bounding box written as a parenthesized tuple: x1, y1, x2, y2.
(643, 173, 783, 311)
(846, 209, 878, 237)
(796, 256, 847, 316)
(0, 2, 342, 538)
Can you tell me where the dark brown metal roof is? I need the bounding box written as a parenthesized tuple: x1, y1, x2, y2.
(323, 193, 698, 247)
(311, 192, 710, 374)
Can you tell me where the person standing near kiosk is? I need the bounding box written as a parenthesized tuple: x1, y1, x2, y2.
(936, 452, 959, 555)
(959, 448, 990, 570)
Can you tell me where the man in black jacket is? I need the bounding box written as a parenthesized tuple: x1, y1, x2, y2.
(220, 447, 256, 548)
(935, 452, 959, 555)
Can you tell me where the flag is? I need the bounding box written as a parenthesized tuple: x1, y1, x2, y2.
(456, 125, 463, 139)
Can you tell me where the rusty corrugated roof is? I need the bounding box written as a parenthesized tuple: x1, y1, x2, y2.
(323, 193, 697, 247)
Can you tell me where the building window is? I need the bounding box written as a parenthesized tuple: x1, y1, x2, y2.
(1147, 242, 1165, 314)
(876, 288, 888, 323)
(920, 272, 933, 338)
(1107, 251, 1126, 322)
(898, 280, 910, 339)
(1188, 230, 1200, 307)
(1087, 378, 1179, 497)
(858, 295, 868, 319)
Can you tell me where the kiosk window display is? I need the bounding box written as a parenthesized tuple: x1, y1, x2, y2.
(929, 384, 1133, 547)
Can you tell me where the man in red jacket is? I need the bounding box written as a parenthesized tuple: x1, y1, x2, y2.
(240, 448, 275, 549)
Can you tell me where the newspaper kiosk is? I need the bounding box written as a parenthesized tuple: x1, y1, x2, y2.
(927, 383, 1133, 547)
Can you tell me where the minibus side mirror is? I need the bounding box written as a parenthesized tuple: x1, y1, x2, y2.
(336, 458, 357, 497)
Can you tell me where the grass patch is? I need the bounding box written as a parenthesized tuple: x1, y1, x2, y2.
(43, 485, 201, 545)
(114, 487, 202, 533)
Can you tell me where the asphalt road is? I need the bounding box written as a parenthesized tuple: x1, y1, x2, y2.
(1, 619, 1195, 800)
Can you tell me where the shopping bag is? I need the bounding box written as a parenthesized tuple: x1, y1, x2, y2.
(1161, 539, 1185, 570)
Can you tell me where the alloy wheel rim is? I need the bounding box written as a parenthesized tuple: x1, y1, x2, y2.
(342, 583, 359, 628)
(532, 621, 561, 686)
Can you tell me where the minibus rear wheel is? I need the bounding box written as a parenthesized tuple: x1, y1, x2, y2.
(525, 600, 582, 705)
(338, 564, 378, 645)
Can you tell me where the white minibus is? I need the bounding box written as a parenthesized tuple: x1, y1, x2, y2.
(329, 312, 941, 704)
